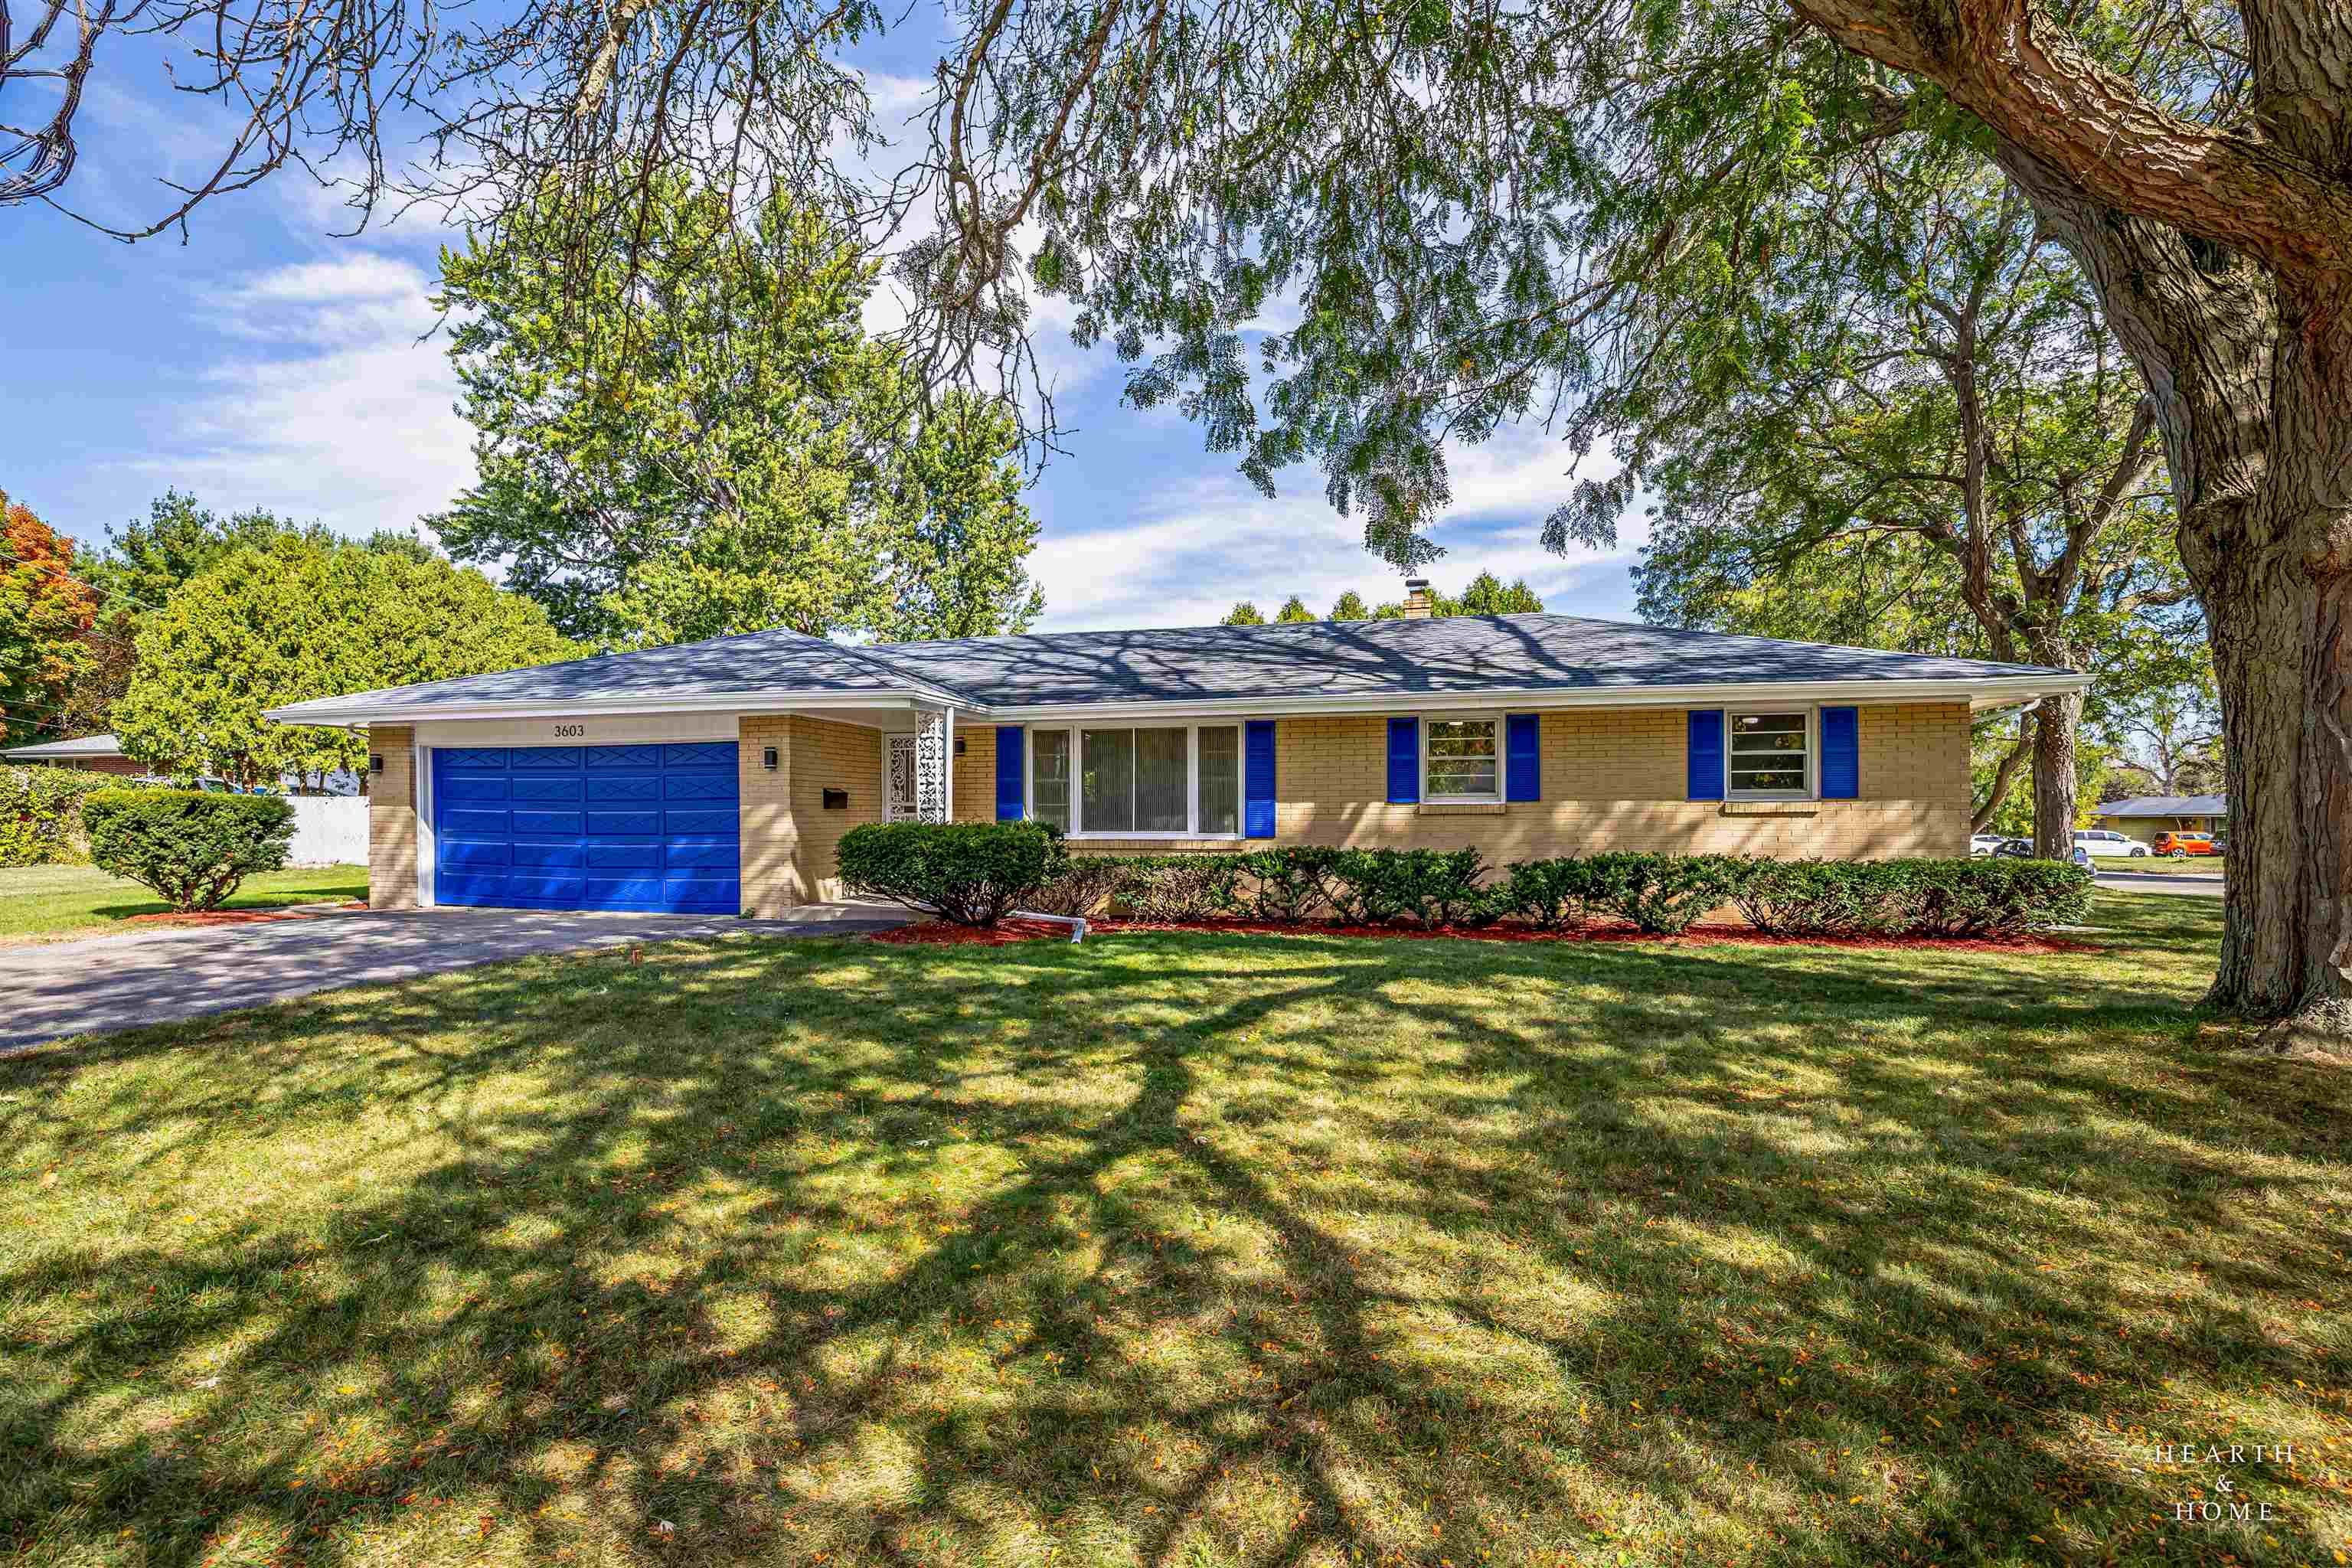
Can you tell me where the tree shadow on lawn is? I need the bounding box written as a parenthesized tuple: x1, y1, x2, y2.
(4, 904, 2348, 1567)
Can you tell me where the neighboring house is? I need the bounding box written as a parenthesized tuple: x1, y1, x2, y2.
(2096, 795, 2228, 846)
(0, 732, 364, 795)
(266, 583, 2089, 918)
(0, 733, 145, 776)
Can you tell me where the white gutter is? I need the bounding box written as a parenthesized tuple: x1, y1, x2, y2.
(263, 691, 939, 727)
(982, 672, 2088, 724)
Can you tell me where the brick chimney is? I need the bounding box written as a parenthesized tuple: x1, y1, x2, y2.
(1402, 578, 1434, 619)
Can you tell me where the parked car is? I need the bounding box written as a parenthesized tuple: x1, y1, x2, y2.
(2153, 830, 2220, 858)
(1969, 832, 2009, 857)
(2072, 845, 2094, 870)
(2073, 828, 2151, 857)
(1992, 838, 2035, 858)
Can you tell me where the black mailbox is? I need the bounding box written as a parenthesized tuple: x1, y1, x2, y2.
(822, 788, 848, 810)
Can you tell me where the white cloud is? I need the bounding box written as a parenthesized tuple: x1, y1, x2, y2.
(1026, 418, 1643, 632)
(146, 253, 474, 539)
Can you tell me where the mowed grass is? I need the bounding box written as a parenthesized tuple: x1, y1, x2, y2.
(0, 863, 368, 942)
(5, 893, 2348, 1567)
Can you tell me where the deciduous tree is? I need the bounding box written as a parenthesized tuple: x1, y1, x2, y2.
(0, 491, 94, 746)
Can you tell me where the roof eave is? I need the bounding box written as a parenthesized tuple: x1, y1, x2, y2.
(263, 690, 967, 727)
(985, 671, 2086, 724)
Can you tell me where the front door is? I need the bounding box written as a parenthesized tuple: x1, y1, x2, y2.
(886, 733, 921, 822)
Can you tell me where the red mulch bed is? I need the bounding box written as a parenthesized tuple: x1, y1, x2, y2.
(119, 900, 368, 932)
(872, 915, 2099, 956)
(870, 917, 1077, 946)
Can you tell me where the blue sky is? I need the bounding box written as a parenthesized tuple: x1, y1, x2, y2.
(5, 33, 1648, 634)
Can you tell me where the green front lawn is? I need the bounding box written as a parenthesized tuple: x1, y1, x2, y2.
(0, 862, 368, 942)
(6, 893, 2346, 1566)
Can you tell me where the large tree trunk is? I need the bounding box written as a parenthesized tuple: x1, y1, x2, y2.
(2029, 691, 2081, 861)
(1980, 143, 2352, 1034)
(2201, 523, 2352, 1028)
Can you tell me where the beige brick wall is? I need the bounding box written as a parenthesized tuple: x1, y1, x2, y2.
(956, 703, 1970, 860)
(738, 715, 804, 915)
(789, 716, 882, 904)
(367, 725, 417, 909)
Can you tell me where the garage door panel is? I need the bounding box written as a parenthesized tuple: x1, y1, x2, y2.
(514, 776, 588, 803)
(664, 773, 737, 802)
(434, 743, 740, 914)
(663, 876, 737, 910)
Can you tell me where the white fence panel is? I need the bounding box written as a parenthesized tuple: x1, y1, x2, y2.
(286, 797, 369, 866)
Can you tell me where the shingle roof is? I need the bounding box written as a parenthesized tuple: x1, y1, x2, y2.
(266, 612, 2082, 721)
(0, 733, 124, 760)
(2098, 795, 2227, 818)
(870, 614, 2072, 707)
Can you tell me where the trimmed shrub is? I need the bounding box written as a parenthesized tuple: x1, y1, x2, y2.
(1727, 858, 1905, 936)
(1233, 845, 1341, 923)
(1025, 853, 1134, 918)
(1890, 858, 2092, 936)
(1109, 854, 1245, 921)
(1326, 846, 1498, 927)
(1583, 852, 1745, 935)
(836, 820, 1062, 926)
(1495, 856, 1613, 931)
(83, 789, 295, 911)
(0, 766, 116, 867)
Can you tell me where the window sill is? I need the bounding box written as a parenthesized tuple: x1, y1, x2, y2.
(1418, 801, 1506, 815)
(1063, 831, 1244, 841)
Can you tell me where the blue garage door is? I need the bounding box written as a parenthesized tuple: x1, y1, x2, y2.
(432, 743, 740, 913)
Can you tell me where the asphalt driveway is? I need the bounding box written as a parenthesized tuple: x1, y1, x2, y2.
(0, 904, 910, 1054)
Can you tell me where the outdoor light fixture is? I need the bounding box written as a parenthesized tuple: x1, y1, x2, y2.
(762, 746, 779, 771)
(822, 788, 848, 810)
(954, 737, 968, 755)
(368, 753, 384, 775)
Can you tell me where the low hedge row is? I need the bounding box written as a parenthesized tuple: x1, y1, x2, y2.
(0, 766, 118, 867)
(846, 823, 2092, 936)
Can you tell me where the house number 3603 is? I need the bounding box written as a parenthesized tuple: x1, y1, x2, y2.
(553, 724, 585, 738)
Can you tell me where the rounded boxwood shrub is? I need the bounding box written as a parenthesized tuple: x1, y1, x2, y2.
(836, 820, 1063, 926)
(83, 789, 296, 912)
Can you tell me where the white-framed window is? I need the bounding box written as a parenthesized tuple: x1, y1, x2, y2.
(1027, 723, 1243, 838)
(1423, 714, 1502, 802)
(1726, 708, 1814, 799)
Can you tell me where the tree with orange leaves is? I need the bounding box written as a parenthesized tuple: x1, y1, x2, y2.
(0, 492, 97, 747)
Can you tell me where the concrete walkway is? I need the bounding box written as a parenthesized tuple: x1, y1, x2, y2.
(0, 903, 910, 1054)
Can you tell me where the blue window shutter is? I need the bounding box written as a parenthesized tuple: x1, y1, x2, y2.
(1243, 720, 1278, 837)
(995, 726, 1025, 821)
(1387, 717, 1420, 804)
(1687, 710, 1725, 801)
(1504, 713, 1540, 802)
(1820, 706, 1859, 799)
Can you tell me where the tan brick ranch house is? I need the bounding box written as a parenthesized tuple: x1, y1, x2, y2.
(266, 593, 2087, 919)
